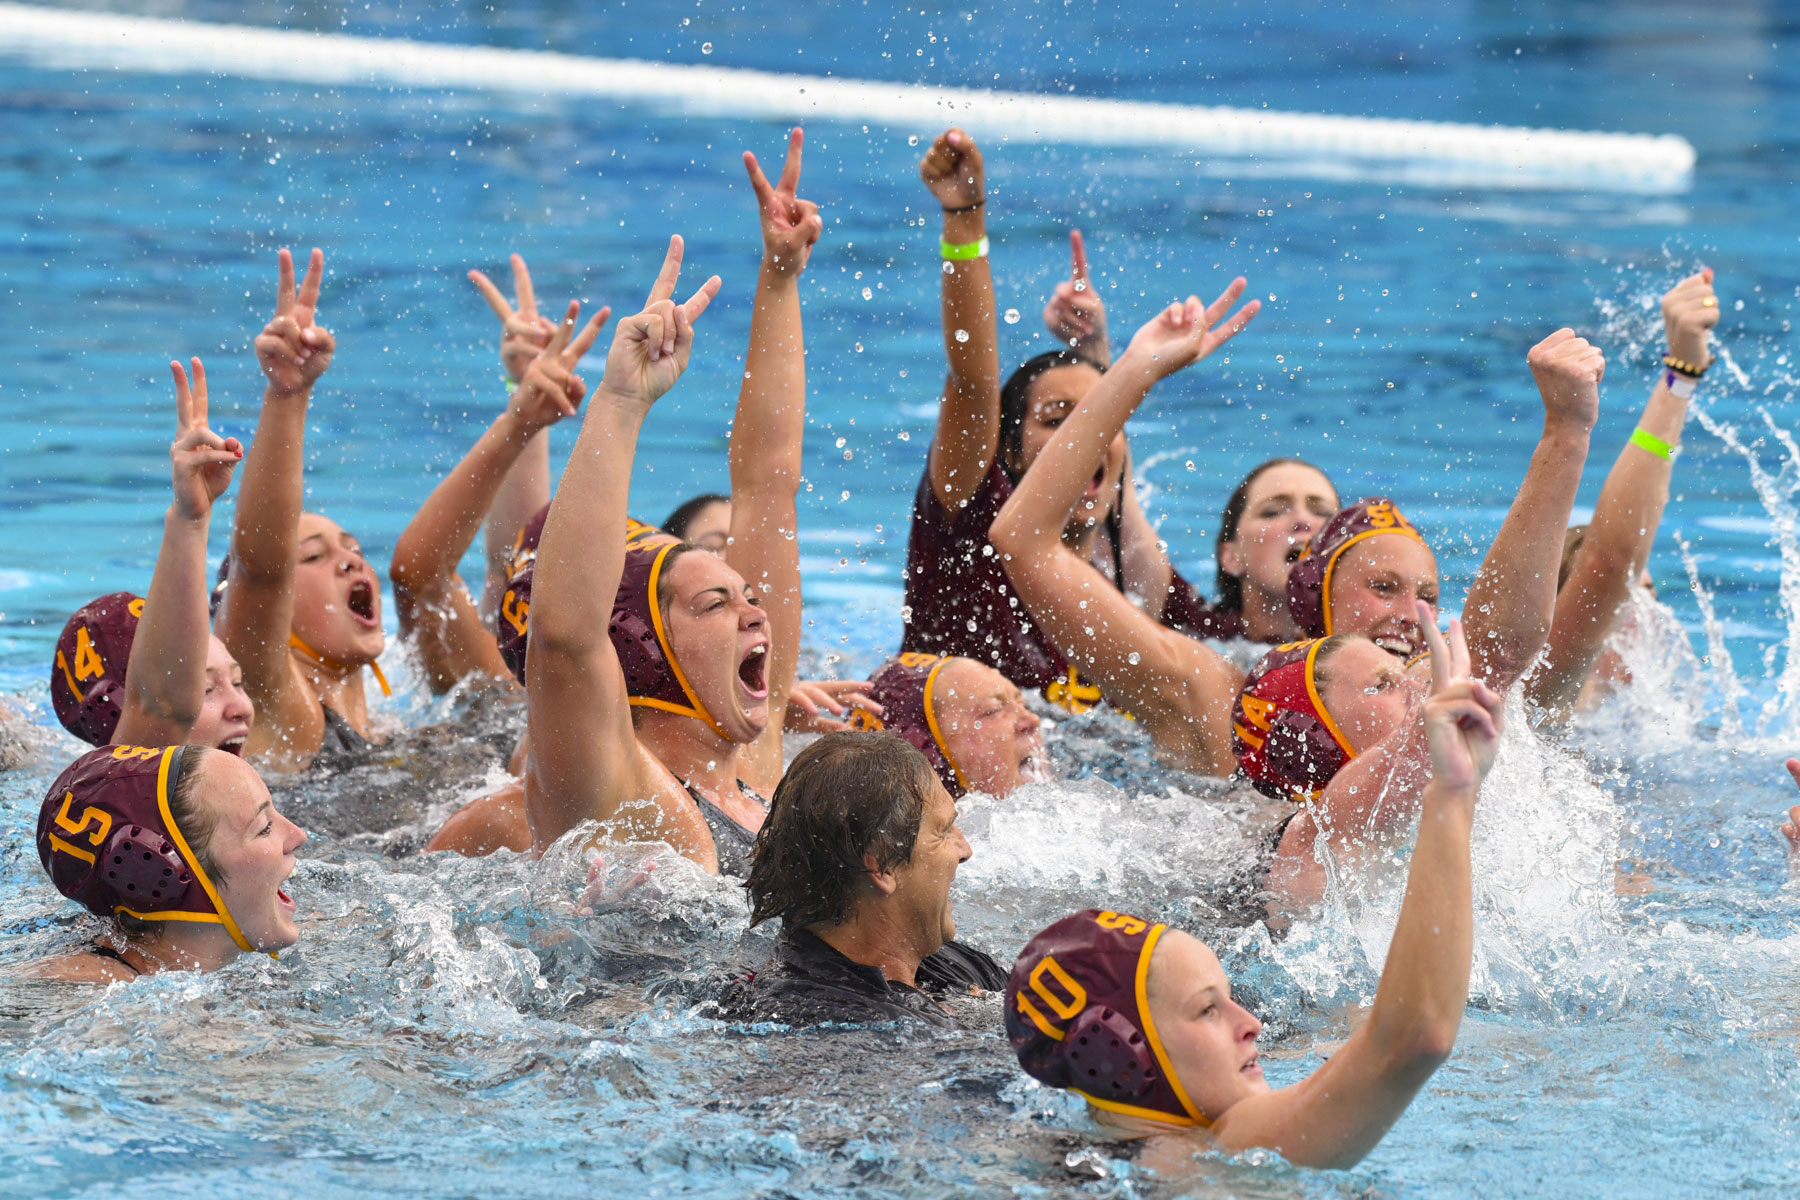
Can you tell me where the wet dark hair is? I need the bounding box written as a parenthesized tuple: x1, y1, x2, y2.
(663, 493, 730, 541)
(745, 731, 938, 931)
(998, 349, 1106, 481)
(1214, 458, 1334, 614)
(116, 745, 223, 936)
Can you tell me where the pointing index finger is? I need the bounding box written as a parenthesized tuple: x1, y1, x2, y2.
(1419, 600, 1451, 693)
(469, 269, 513, 320)
(742, 150, 776, 208)
(776, 126, 804, 195)
(1070, 229, 1089, 282)
(511, 254, 537, 320)
(189, 357, 208, 428)
(276, 248, 296, 316)
(296, 248, 324, 314)
(646, 235, 685, 306)
(170, 360, 193, 429)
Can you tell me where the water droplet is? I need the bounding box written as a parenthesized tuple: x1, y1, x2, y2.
(861, 286, 873, 301)
(1003, 308, 1021, 324)
(854, 342, 864, 352)
(1072, 280, 1087, 293)
(908, 134, 919, 146)
(954, 328, 970, 343)
(942, 261, 955, 275)
(835, 436, 847, 448)
(1127, 652, 1141, 665)
(701, 42, 713, 54)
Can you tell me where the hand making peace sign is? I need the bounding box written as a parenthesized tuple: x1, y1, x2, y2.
(594, 236, 722, 417)
(745, 127, 823, 277)
(255, 248, 335, 396)
(469, 254, 559, 384)
(507, 300, 610, 435)
(168, 357, 244, 522)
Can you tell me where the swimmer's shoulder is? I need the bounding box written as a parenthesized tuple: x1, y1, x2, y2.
(425, 783, 530, 856)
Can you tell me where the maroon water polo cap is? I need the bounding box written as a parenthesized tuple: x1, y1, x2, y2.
(1231, 638, 1355, 799)
(1006, 908, 1210, 1128)
(494, 503, 686, 710)
(37, 743, 252, 951)
(50, 592, 145, 745)
(1286, 498, 1426, 637)
(849, 653, 969, 797)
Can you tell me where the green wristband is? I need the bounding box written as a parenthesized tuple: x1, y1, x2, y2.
(939, 236, 989, 262)
(1629, 427, 1675, 460)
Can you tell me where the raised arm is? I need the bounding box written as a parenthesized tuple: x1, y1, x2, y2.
(215, 248, 335, 752)
(727, 128, 822, 793)
(1530, 272, 1718, 714)
(115, 358, 244, 746)
(524, 238, 721, 852)
(469, 255, 558, 619)
(1460, 328, 1600, 689)
(990, 287, 1258, 775)
(389, 300, 606, 693)
(919, 128, 1001, 515)
(1215, 610, 1499, 1168)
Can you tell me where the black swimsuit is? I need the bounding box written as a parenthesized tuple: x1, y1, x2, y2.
(315, 703, 373, 768)
(682, 780, 766, 878)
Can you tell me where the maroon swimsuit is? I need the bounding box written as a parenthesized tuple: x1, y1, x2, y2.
(900, 455, 1243, 695)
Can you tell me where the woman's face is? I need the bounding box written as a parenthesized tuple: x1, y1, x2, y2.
(929, 658, 1046, 796)
(660, 549, 772, 744)
(290, 512, 384, 665)
(1143, 930, 1268, 1121)
(199, 751, 307, 952)
(1326, 535, 1440, 657)
(1315, 636, 1423, 754)
(681, 500, 732, 556)
(1013, 364, 1127, 533)
(188, 635, 254, 755)
(1220, 464, 1339, 603)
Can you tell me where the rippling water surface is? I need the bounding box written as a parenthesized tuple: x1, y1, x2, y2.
(3, 2, 1800, 1196)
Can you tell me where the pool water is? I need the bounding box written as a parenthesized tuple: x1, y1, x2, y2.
(3, 2, 1800, 1196)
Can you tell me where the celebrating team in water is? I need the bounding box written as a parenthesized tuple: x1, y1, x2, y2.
(22, 125, 1748, 1168)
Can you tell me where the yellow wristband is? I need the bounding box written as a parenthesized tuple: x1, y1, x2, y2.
(939, 236, 989, 262)
(1630, 427, 1675, 460)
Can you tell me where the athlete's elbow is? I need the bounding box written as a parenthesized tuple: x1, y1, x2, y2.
(1398, 1014, 1460, 1067)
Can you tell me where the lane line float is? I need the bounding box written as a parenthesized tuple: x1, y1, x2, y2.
(0, 4, 1694, 193)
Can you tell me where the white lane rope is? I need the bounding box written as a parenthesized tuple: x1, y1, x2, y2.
(0, 4, 1694, 193)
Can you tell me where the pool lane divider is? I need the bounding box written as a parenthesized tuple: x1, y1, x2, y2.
(0, 4, 1694, 194)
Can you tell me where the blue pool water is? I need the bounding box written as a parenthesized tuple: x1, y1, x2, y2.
(3, 2, 1800, 1196)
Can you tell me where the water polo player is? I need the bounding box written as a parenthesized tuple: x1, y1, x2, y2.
(989, 292, 1262, 774)
(214, 249, 388, 770)
(901, 129, 1249, 705)
(523, 134, 815, 873)
(51, 357, 253, 756)
(848, 652, 1045, 799)
(24, 743, 307, 982)
(1210, 459, 1342, 643)
(1006, 611, 1501, 1168)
